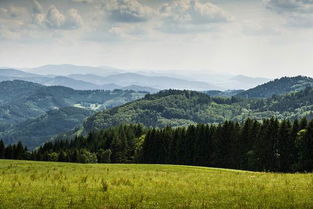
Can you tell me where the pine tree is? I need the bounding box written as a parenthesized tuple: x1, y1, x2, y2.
(277, 120, 292, 172)
(110, 133, 127, 163)
(0, 140, 5, 159)
(300, 120, 313, 171)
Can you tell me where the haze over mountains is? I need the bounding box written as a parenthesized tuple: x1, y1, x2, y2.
(1, 64, 271, 91)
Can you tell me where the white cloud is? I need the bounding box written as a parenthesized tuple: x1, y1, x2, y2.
(33, 13, 45, 25)
(30, 1, 84, 30)
(66, 8, 84, 29)
(158, 0, 231, 33)
(104, 0, 154, 22)
(46, 5, 66, 28)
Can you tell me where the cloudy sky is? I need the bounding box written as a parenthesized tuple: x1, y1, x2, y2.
(1, 0, 313, 78)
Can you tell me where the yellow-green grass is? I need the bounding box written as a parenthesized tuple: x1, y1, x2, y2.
(1, 160, 313, 209)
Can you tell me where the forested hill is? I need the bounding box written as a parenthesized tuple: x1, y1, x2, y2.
(82, 87, 313, 134)
(82, 90, 243, 133)
(236, 76, 313, 98)
(251, 87, 313, 114)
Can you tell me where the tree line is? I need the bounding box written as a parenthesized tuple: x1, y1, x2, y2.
(1, 118, 313, 172)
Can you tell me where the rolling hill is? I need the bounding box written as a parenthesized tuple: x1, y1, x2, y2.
(236, 76, 313, 98)
(82, 90, 245, 133)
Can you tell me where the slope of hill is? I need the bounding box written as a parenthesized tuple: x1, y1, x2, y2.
(1, 107, 94, 148)
(0, 80, 43, 104)
(237, 76, 313, 98)
(82, 90, 245, 133)
(251, 87, 313, 113)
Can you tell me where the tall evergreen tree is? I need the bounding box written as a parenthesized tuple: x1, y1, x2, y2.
(277, 120, 292, 172)
(0, 140, 4, 159)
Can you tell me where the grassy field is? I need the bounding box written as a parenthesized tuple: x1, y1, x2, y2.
(0, 160, 313, 209)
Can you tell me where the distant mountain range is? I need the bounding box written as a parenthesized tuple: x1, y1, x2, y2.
(16, 64, 271, 91)
(0, 67, 219, 92)
(0, 68, 158, 92)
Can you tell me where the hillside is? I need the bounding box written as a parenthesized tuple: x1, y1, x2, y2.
(1, 160, 312, 209)
(237, 76, 313, 98)
(83, 90, 246, 132)
(1, 107, 94, 148)
(82, 87, 313, 134)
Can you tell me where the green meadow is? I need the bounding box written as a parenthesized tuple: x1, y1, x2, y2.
(0, 160, 313, 209)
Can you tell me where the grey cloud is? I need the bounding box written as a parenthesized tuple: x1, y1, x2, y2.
(264, 0, 313, 12)
(0, 6, 27, 19)
(32, 0, 43, 14)
(72, 0, 94, 3)
(264, 0, 313, 27)
(287, 13, 313, 27)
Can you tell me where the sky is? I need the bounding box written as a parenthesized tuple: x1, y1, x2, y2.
(1, 0, 313, 78)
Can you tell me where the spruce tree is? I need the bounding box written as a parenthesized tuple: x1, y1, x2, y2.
(277, 120, 292, 172)
(0, 140, 5, 159)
